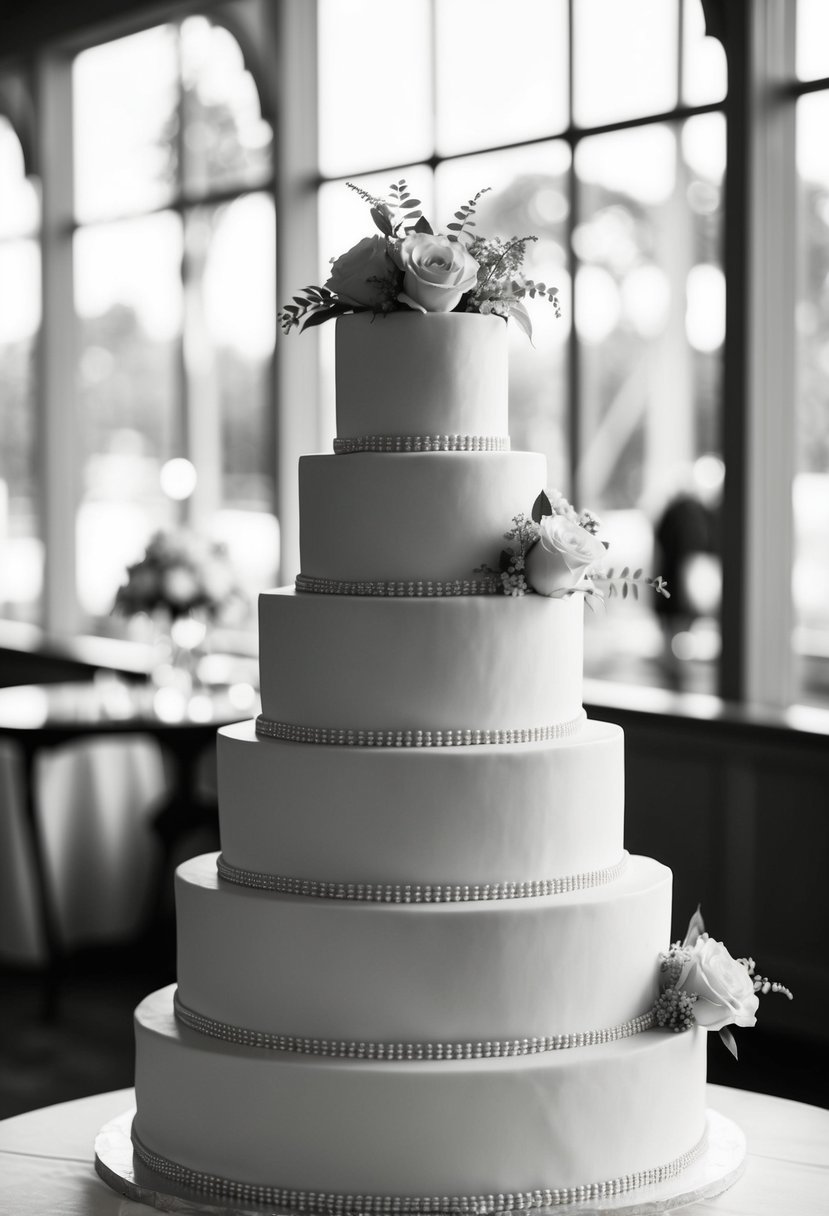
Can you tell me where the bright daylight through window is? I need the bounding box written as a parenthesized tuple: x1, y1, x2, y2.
(1, 0, 828, 710)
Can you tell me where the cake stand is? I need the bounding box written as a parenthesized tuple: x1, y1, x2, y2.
(95, 1107, 745, 1216)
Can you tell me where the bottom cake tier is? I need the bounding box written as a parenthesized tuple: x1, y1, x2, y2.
(133, 986, 708, 1209)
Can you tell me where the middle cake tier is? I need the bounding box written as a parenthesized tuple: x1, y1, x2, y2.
(258, 589, 584, 736)
(174, 853, 671, 1047)
(298, 450, 545, 584)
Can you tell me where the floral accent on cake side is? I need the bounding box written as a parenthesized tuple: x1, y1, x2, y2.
(654, 907, 793, 1058)
(280, 180, 560, 340)
(477, 489, 670, 605)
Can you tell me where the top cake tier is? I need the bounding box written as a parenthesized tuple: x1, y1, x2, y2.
(335, 312, 508, 443)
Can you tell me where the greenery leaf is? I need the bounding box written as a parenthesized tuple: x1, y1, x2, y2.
(509, 300, 534, 344)
(370, 206, 394, 236)
(299, 302, 352, 331)
(531, 490, 553, 523)
(719, 1026, 739, 1060)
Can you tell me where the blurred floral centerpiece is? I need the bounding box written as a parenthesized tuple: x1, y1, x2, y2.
(280, 180, 560, 341)
(113, 529, 246, 627)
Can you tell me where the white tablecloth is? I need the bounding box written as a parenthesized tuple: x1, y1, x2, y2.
(0, 737, 166, 963)
(0, 1085, 826, 1215)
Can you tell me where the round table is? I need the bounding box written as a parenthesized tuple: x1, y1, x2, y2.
(0, 679, 254, 1015)
(0, 1085, 826, 1214)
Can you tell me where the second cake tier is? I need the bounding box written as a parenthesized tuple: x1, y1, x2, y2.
(299, 450, 544, 584)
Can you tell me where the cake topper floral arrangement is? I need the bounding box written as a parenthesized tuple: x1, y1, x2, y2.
(652, 907, 792, 1059)
(280, 180, 560, 341)
(478, 489, 670, 607)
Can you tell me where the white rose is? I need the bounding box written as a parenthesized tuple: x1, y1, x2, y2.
(392, 233, 479, 313)
(677, 936, 759, 1032)
(325, 235, 396, 308)
(524, 515, 606, 596)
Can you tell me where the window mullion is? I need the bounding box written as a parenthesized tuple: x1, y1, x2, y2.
(744, 0, 797, 707)
(37, 50, 80, 637)
(274, 0, 320, 584)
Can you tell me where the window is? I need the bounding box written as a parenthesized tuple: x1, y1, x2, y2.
(315, 0, 727, 696)
(0, 115, 41, 624)
(794, 0, 829, 706)
(0, 2, 277, 640)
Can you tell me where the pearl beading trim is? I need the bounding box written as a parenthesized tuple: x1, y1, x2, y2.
(131, 1126, 707, 1212)
(296, 574, 500, 597)
(254, 712, 586, 748)
(334, 434, 509, 454)
(215, 851, 629, 903)
(173, 990, 655, 1060)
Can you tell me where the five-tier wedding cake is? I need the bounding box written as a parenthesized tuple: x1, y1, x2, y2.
(125, 309, 716, 1211)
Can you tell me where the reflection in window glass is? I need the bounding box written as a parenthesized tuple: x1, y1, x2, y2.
(74, 213, 182, 616)
(435, 0, 568, 154)
(575, 119, 724, 692)
(181, 16, 273, 197)
(573, 0, 678, 128)
(437, 144, 571, 489)
(795, 92, 829, 704)
(183, 195, 278, 602)
(318, 0, 432, 176)
(74, 26, 179, 222)
(681, 0, 727, 105)
(797, 0, 829, 82)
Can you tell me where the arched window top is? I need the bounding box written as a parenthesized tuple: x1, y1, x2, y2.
(73, 14, 274, 224)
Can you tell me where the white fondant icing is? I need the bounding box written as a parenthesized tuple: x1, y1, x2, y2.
(134, 986, 708, 1197)
(335, 312, 509, 440)
(258, 588, 585, 733)
(217, 719, 625, 886)
(299, 451, 545, 583)
(174, 852, 671, 1044)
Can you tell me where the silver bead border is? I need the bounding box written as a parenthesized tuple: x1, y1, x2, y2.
(215, 851, 629, 904)
(295, 574, 499, 597)
(334, 435, 510, 454)
(131, 1126, 707, 1212)
(173, 990, 655, 1060)
(254, 712, 586, 748)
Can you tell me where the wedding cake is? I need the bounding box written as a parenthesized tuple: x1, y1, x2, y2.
(121, 187, 781, 1211)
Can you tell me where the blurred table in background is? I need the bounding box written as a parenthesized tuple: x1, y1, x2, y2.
(0, 675, 258, 1014)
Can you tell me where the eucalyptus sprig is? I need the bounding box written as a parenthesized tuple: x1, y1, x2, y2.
(589, 567, 671, 601)
(446, 187, 491, 241)
(347, 178, 428, 237)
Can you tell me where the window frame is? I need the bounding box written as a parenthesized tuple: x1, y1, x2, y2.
(1, 0, 825, 713)
(8, 0, 282, 636)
